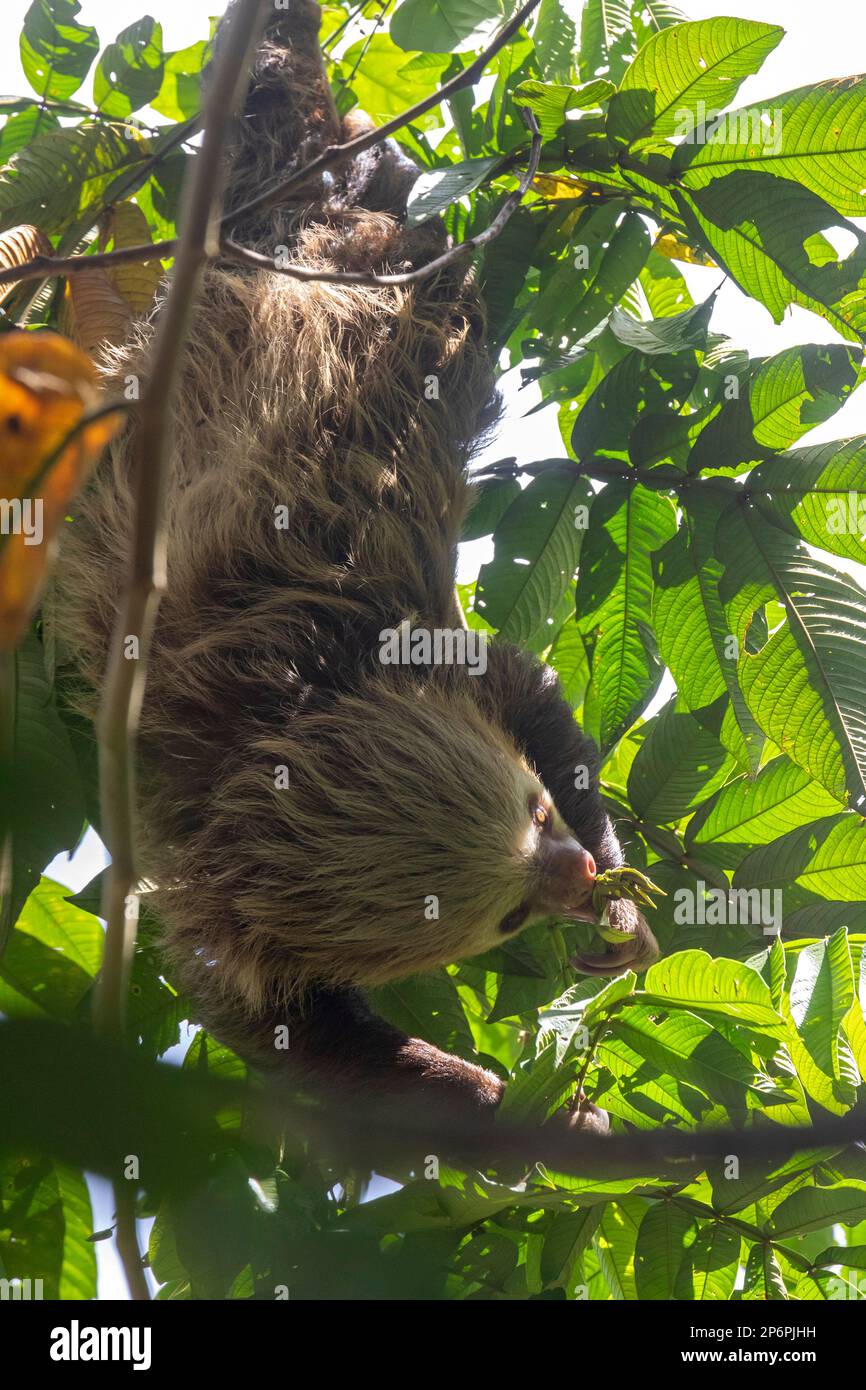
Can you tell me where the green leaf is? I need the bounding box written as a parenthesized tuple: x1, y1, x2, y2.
(461, 477, 521, 541)
(675, 77, 866, 217)
(685, 346, 861, 479)
(675, 175, 866, 343)
(576, 481, 676, 745)
(750, 435, 866, 566)
(627, 696, 734, 823)
(0, 877, 101, 1021)
(545, 617, 590, 707)
(594, 1197, 644, 1298)
(390, 0, 504, 54)
(2, 637, 84, 948)
(717, 506, 866, 803)
(606, 18, 783, 147)
(0, 1155, 96, 1300)
(674, 1221, 740, 1300)
(634, 1201, 694, 1298)
(341, 38, 450, 120)
(782, 929, 857, 1112)
(151, 40, 209, 122)
(734, 814, 866, 902)
(653, 498, 764, 770)
(642, 951, 785, 1032)
(768, 1183, 866, 1236)
(608, 294, 714, 355)
(370, 969, 476, 1059)
(476, 469, 591, 643)
(514, 78, 614, 141)
(405, 155, 500, 227)
(20, 0, 99, 102)
(686, 756, 843, 870)
(611, 1004, 773, 1108)
(564, 210, 651, 343)
(0, 122, 149, 236)
(708, 1149, 837, 1215)
(531, 0, 577, 83)
(93, 18, 165, 119)
(498, 1036, 579, 1124)
(578, 0, 634, 88)
(748, 345, 861, 450)
(541, 1206, 602, 1287)
(639, 248, 694, 317)
(0, 104, 60, 164)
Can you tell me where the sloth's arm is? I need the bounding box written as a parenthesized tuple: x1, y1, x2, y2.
(193, 982, 609, 1144)
(194, 982, 502, 1131)
(475, 644, 659, 975)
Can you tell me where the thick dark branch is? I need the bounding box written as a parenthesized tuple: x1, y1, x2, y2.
(268, 1084, 866, 1179)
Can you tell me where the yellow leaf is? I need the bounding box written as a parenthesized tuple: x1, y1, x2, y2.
(653, 232, 714, 268)
(531, 173, 592, 201)
(0, 332, 123, 648)
(107, 200, 164, 313)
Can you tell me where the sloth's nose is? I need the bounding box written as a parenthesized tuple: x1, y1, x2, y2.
(571, 846, 596, 887)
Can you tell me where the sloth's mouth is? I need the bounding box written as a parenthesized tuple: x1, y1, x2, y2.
(561, 905, 601, 926)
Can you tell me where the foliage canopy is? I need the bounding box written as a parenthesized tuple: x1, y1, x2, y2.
(1, 0, 866, 1302)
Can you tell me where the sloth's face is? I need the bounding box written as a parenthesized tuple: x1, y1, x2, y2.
(224, 683, 605, 997)
(494, 789, 599, 939)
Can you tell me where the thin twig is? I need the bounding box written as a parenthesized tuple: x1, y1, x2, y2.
(0, 0, 543, 296)
(0, 240, 176, 290)
(91, 0, 268, 1303)
(224, 0, 543, 228)
(223, 108, 541, 286)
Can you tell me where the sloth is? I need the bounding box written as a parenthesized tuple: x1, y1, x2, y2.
(54, 0, 658, 1139)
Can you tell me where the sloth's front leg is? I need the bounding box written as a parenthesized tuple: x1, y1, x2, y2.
(193, 983, 608, 1153)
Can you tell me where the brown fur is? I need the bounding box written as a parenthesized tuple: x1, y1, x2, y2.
(53, 1, 654, 1131)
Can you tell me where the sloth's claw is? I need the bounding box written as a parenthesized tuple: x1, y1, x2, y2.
(571, 899, 660, 978)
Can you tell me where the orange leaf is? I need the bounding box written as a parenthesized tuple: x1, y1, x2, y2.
(0, 331, 124, 648)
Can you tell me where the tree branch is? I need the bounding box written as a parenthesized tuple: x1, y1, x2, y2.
(224, 0, 543, 229)
(0, 0, 543, 297)
(91, 0, 269, 1303)
(267, 1083, 866, 1179)
(222, 109, 541, 287)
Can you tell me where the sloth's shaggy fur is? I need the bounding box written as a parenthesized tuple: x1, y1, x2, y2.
(54, 1, 652, 1120)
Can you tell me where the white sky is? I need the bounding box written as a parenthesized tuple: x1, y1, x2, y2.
(4, 0, 865, 1296)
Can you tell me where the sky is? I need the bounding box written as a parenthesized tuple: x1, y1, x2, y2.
(3, 0, 866, 1296)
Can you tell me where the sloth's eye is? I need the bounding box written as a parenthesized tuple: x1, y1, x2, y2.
(532, 804, 549, 830)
